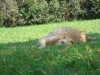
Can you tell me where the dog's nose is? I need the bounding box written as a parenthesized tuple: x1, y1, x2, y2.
(61, 41, 65, 44)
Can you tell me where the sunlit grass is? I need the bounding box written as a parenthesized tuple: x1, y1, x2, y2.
(0, 19, 100, 75)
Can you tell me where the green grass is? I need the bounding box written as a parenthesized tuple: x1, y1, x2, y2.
(0, 19, 100, 75)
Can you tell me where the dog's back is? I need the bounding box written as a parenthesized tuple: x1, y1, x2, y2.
(50, 27, 88, 43)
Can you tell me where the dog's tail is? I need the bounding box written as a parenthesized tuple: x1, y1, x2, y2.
(86, 36, 100, 41)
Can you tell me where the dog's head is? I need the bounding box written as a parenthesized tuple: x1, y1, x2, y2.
(56, 36, 74, 46)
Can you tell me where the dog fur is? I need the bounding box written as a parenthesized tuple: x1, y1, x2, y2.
(37, 27, 93, 48)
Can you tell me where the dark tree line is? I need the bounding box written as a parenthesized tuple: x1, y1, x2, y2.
(0, 0, 100, 27)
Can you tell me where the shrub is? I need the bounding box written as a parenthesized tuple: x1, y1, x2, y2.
(49, 0, 69, 22)
(1, 0, 18, 27)
(0, 3, 3, 26)
(20, 0, 50, 24)
(1, 0, 26, 27)
(88, 0, 100, 18)
(77, 0, 100, 19)
(0, 0, 100, 27)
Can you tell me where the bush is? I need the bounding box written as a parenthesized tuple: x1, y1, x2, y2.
(87, 0, 100, 19)
(0, 0, 5, 26)
(1, 0, 18, 27)
(49, 0, 69, 21)
(0, 0, 100, 27)
(77, 0, 100, 19)
(66, 0, 82, 19)
(19, 0, 50, 24)
(19, 0, 68, 24)
(1, 0, 26, 27)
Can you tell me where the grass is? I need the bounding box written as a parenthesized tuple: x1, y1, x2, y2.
(0, 19, 100, 75)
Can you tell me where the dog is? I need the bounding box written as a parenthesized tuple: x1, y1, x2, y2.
(37, 27, 94, 48)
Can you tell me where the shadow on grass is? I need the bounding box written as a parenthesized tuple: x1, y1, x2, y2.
(86, 33, 100, 38)
(0, 33, 100, 75)
(0, 39, 38, 50)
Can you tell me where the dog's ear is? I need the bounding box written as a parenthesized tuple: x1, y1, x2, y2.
(63, 36, 66, 39)
(63, 35, 67, 39)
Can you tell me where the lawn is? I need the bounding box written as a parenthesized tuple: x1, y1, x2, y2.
(0, 19, 100, 75)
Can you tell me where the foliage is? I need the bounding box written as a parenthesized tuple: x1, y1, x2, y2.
(0, 0, 100, 27)
(20, 0, 50, 24)
(0, 0, 26, 27)
(88, 0, 100, 18)
(79, 0, 100, 19)
(0, 0, 5, 26)
(19, 0, 68, 24)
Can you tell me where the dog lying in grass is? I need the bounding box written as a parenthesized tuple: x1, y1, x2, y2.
(37, 27, 94, 48)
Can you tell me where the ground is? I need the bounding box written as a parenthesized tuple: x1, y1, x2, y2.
(0, 19, 100, 75)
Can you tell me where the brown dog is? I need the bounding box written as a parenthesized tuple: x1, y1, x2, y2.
(37, 27, 93, 48)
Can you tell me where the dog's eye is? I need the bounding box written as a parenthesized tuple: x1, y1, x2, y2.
(70, 41, 74, 44)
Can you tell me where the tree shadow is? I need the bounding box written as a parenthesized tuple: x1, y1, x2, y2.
(0, 32, 100, 75)
(86, 32, 100, 37)
(0, 39, 39, 51)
